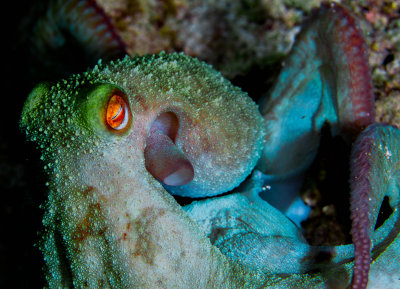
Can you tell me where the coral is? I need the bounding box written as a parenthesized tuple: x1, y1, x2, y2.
(96, 0, 324, 78)
(29, 0, 126, 81)
(376, 90, 400, 125)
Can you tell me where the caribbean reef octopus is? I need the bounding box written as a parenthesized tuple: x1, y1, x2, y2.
(20, 1, 400, 288)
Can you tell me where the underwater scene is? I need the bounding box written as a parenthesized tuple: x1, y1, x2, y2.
(2, 0, 400, 288)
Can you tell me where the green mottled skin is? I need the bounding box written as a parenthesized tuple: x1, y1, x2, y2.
(21, 52, 267, 288)
(20, 52, 400, 288)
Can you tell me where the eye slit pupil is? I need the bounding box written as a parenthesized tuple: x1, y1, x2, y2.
(106, 94, 129, 130)
(111, 104, 123, 120)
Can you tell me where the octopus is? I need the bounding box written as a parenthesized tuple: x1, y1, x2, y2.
(20, 1, 400, 288)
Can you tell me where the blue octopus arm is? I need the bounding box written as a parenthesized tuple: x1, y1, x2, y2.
(186, 123, 400, 289)
(257, 3, 375, 213)
(246, 3, 396, 288)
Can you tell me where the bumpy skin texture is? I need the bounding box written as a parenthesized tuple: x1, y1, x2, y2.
(20, 52, 266, 287)
(21, 71, 400, 289)
(21, 2, 400, 289)
(184, 123, 400, 288)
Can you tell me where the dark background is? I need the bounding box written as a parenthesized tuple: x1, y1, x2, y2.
(2, 1, 49, 287)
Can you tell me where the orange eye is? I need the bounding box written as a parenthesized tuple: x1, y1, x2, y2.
(106, 94, 129, 130)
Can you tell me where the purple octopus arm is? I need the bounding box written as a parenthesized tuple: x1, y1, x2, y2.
(349, 123, 400, 288)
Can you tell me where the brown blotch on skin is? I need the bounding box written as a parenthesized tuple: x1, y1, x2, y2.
(81, 185, 95, 197)
(121, 223, 132, 241)
(71, 202, 106, 243)
(132, 206, 166, 265)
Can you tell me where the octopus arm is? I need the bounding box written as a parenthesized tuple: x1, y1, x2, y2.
(256, 2, 375, 213)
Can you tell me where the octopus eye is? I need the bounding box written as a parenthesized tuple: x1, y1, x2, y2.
(106, 94, 130, 130)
